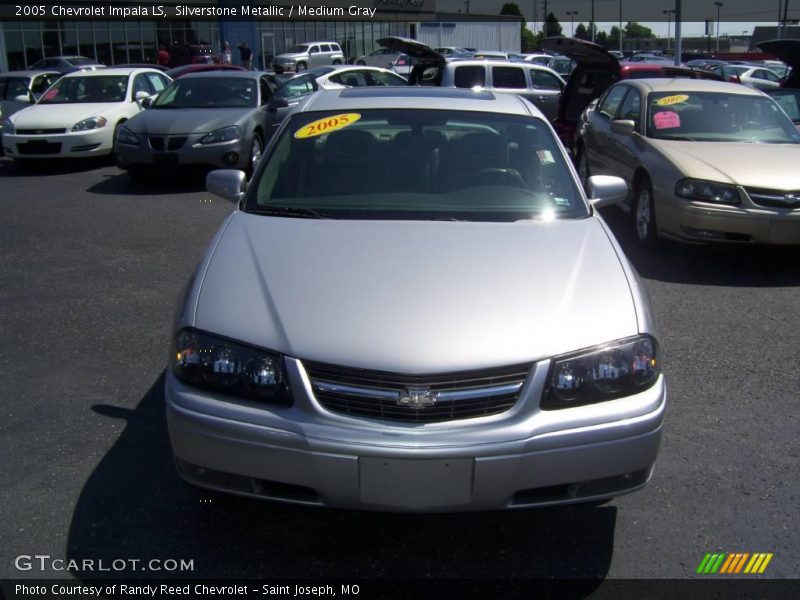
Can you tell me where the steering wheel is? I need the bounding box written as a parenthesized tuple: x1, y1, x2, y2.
(467, 168, 528, 189)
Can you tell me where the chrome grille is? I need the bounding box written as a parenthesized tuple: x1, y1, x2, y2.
(304, 361, 530, 424)
(746, 188, 800, 209)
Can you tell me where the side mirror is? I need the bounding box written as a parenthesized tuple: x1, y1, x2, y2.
(134, 90, 151, 103)
(206, 169, 247, 203)
(267, 97, 289, 111)
(14, 94, 32, 103)
(140, 96, 154, 109)
(611, 119, 636, 136)
(587, 175, 628, 209)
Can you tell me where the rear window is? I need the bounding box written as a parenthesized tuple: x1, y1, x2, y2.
(453, 66, 486, 88)
(492, 67, 526, 89)
(248, 109, 586, 222)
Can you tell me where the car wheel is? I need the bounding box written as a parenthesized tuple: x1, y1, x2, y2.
(356, 60, 366, 65)
(296, 62, 307, 72)
(575, 145, 590, 190)
(633, 176, 659, 250)
(333, 59, 342, 65)
(246, 134, 263, 178)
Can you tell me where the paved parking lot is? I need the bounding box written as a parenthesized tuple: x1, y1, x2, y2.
(1, 156, 799, 581)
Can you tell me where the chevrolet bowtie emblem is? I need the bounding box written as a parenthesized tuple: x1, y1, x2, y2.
(397, 386, 438, 408)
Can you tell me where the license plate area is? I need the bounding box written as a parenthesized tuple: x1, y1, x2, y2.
(153, 153, 178, 166)
(18, 141, 61, 155)
(359, 457, 473, 509)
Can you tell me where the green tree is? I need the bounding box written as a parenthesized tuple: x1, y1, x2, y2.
(543, 12, 564, 37)
(624, 22, 655, 39)
(500, 2, 538, 52)
(574, 23, 590, 40)
(608, 26, 622, 48)
(595, 30, 609, 47)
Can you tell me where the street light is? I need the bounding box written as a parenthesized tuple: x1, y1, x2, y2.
(714, 1, 723, 52)
(663, 9, 675, 52)
(566, 11, 578, 37)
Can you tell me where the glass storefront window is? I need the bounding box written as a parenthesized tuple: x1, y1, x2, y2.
(110, 28, 127, 64)
(42, 30, 61, 57)
(94, 26, 112, 66)
(61, 25, 78, 56)
(23, 29, 43, 67)
(5, 29, 25, 70)
(78, 29, 95, 60)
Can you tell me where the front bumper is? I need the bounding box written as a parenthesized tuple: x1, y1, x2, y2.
(3, 128, 113, 158)
(655, 185, 800, 245)
(166, 357, 666, 512)
(116, 134, 251, 170)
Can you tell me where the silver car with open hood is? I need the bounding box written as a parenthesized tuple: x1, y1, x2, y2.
(166, 87, 666, 512)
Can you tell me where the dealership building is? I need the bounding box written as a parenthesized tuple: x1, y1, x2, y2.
(0, 1, 520, 72)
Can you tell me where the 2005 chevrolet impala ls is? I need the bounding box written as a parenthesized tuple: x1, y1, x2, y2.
(166, 87, 666, 512)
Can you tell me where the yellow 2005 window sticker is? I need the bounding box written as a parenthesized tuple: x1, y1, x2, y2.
(654, 94, 689, 106)
(294, 113, 362, 139)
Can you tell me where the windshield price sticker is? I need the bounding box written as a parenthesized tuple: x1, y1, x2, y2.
(295, 113, 361, 139)
(655, 94, 689, 106)
(653, 111, 681, 129)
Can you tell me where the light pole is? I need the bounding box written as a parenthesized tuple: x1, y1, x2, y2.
(567, 11, 578, 37)
(663, 9, 675, 52)
(590, 0, 595, 43)
(714, 1, 723, 52)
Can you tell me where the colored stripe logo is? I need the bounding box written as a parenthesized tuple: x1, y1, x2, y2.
(696, 553, 773, 574)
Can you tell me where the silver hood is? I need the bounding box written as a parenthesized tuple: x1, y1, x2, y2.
(125, 108, 253, 135)
(192, 213, 639, 373)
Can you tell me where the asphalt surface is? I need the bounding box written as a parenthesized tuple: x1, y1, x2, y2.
(1, 156, 799, 584)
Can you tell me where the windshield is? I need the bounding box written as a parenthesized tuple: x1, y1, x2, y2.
(646, 91, 800, 143)
(247, 109, 585, 221)
(152, 77, 257, 108)
(0, 77, 31, 100)
(37, 75, 128, 104)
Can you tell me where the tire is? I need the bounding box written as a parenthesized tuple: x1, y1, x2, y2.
(575, 145, 590, 191)
(333, 59, 342, 65)
(111, 123, 122, 159)
(356, 60, 366, 66)
(246, 133, 263, 178)
(633, 176, 660, 250)
(296, 62, 307, 72)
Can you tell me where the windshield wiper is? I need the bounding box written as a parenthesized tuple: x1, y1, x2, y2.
(247, 206, 335, 219)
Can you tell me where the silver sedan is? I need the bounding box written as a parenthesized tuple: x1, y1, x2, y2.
(166, 88, 666, 512)
(116, 71, 283, 178)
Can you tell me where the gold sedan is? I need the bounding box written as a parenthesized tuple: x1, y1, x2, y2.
(574, 79, 800, 247)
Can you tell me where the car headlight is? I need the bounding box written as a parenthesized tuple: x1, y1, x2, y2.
(199, 125, 241, 145)
(541, 335, 659, 410)
(2, 117, 13, 134)
(116, 126, 141, 145)
(171, 329, 290, 403)
(71, 116, 108, 132)
(675, 178, 740, 205)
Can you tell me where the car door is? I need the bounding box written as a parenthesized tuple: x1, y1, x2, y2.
(606, 86, 643, 204)
(308, 45, 322, 67)
(582, 83, 629, 174)
(528, 68, 564, 121)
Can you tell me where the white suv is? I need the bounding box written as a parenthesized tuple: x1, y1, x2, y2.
(273, 42, 344, 73)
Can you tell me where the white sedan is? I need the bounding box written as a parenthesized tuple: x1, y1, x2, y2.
(296, 64, 408, 90)
(2, 68, 171, 163)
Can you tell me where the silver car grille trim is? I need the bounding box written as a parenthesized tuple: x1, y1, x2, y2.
(312, 380, 524, 403)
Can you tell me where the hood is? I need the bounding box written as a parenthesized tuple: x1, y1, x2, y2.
(276, 52, 306, 60)
(125, 107, 253, 135)
(9, 102, 121, 128)
(539, 37, 619, 70)
(649, 140, 800, 188)
(193, 214, 639, 373)
(378, 36, 445, 67)
(757, 39, 800, 69)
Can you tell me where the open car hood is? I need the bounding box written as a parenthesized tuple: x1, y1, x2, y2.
(757, 39, 800, 69)
(539, 37, 619, 70)
(377, 36, 445, 67)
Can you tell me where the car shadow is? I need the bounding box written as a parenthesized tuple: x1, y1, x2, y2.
(0, 155, 115, 176)
(599, 206, 800, 287)
(66, 373, 616, 586)
(85, 170, 210, 196)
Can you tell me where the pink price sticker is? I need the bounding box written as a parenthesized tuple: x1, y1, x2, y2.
(41, 88, 58, 101)
(653, 111, 681, 130)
